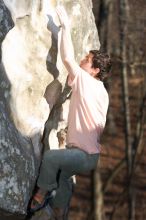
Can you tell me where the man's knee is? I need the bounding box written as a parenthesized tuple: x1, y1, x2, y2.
(42, 150, 53, 163)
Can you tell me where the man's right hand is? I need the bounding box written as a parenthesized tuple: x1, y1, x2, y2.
(56, 6, 70, 29)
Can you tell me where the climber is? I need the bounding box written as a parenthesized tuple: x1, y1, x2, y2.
(29, 5, 111, 219)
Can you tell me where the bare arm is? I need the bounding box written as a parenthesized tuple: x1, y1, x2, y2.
(56, 6, 80, 79)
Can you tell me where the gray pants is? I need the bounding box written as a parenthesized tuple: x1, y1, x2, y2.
(37, 147, 99, 208)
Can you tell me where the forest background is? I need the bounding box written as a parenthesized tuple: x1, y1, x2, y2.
(69, 0, 146, 220)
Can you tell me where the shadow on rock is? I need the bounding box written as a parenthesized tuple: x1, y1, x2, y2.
(46, 15, 60, 79)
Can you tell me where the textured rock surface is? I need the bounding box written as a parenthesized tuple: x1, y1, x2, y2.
(0, 87, 36, 214)
(0, 1, 37, 215)
(0, 0, 14, 59)
(0, 0, 100, 217)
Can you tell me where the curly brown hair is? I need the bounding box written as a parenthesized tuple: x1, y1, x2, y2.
(90, 50, 112, 81)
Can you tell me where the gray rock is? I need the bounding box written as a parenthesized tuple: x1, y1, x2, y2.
(0, 0, 14, 59)
(0, 63, 38, 215)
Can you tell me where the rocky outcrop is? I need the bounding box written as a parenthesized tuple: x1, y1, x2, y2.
(0, 2, 37, 216)
(0, 0, 14, 59)
(0, 0, 100, 217)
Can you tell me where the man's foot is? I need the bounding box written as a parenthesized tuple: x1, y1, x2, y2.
(29, 188, 49, 213)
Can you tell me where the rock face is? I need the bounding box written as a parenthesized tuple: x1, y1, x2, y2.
(0, 0, 100, 217)
(0, 0, 14, 59)
(0, 1, 37, 216)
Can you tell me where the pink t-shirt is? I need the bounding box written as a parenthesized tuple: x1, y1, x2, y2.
(66, 68, 109, 154)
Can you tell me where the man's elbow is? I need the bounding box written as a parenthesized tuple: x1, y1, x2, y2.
(62, 57, 73, 65)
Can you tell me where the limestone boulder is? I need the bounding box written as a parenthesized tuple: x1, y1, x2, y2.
(0, 0, 100, 216)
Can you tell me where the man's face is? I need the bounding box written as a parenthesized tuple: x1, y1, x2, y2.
(80, 53, 93, 70)
(80, 53, 99, 77)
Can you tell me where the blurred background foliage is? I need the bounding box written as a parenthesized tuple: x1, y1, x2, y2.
(69, 0, 146, 220)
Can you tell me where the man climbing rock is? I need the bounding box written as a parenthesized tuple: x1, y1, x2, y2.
(29, 5, 111, 220)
